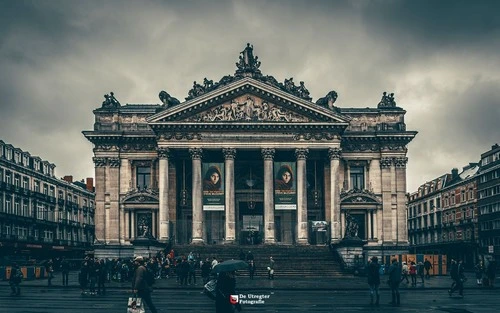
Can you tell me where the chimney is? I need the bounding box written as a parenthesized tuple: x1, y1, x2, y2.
(451, 168, 459, 179)
(63, 175, 73, 183)
(86, 177, 94, 192)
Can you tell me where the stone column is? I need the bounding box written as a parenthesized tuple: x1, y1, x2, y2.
(380, 157, 394, 243)
(124, 210, 130, 240)
(328, 148, 342, 242)
(131, 211, 136, 239)
(395, 156, 409, 243)
(295, 148, 309, 245)
(223, 148, 237, 243)
(158, 148, 171, 242)
(93, 157, 107, 242)
(262, 148, 276, 244)
(189, 148, 204, 244)
(108, 157, 120, 243)
(368, 211, 372, 240)
(373, 209, 378, 240)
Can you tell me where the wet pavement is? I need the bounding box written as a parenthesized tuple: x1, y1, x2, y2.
(2, 270, 495, 291)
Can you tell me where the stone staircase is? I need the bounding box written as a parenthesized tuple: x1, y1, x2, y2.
(173, 244, 345, 278)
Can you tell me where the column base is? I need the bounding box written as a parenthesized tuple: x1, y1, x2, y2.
(223, 238, 236, 244)
(264, 238, 276, 244)
(296, 238, 309, 245)
(190, 238, 205, 245)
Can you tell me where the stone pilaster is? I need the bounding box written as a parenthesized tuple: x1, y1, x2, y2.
(158, 147, 171, 242)
(223, 148, 237, 243)
(107, 157, 120, 243)
(394, 156, 409, 243)
(295, 148, 309, 244)
(261, 148, 276, 243)
(93, 157, 107, 242)
(328, 147, 341, 242)
(189, 148, 204, 244)
(380, 157, 394, 243)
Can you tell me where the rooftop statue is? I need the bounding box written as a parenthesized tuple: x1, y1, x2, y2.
(235, 43, 262, 76)
(101, 91, 121, 108)
(316, 90, 338, 111)
(159, 90, 180, 107)
(378, 91, 397, 108)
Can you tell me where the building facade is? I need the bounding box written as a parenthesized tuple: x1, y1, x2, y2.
(0, 140, 95, 264)
(478, 144, 500, 261)
(408, 164, 480, 268)
(84, 45, 416, 260)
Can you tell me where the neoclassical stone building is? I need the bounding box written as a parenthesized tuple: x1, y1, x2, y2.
(84, 44, 416, 259)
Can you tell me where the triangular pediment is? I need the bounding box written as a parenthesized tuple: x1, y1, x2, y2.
(147, 78, 350, 127)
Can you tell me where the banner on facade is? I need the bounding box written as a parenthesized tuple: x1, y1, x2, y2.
(203, 162, 225, 211)
(274, 162, 297, 210)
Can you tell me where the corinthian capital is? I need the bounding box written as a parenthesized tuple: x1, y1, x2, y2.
(261, 148, 275, 160)
(93, 157, 107, 167)
(380, 157, 393, 168)
(328, 147, 342, 160)
(222, 148, 237, 160)
(108, 157, 121, 168)
(157, 147, 171, 159)
(295, 148, 309, 160)
(394, 157, 408, 168)
(189, 148, 203, 160)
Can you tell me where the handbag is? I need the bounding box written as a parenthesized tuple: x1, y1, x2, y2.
(127, 297, 145, 313)
(204, 279, 217, 300)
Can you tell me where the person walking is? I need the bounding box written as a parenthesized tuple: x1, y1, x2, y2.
(424, 258, 433, 279)
(215, 271, 241, 313)
(367, 256, 380, 306)
(409, 262, 417, 287)
(132, 256, 158, 313)
(268, 257, 275, 280)
(448, 259, 464, 297)
(60, 257, 70, 287)
(474, 261, 484, 286)
(188, 259, 197, 285)
(388, 258, 401, 306)
(9, 263, 22, 296)
(417, 261, 425, 284)
(400, 261, 409, 284)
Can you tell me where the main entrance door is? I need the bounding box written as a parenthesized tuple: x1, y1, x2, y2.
(239, 201, 263, 245)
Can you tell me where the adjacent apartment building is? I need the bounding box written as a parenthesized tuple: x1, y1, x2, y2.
(408, 163, 480, 268)
(0, 140, 95, 263)
(478, 144, 500, 261)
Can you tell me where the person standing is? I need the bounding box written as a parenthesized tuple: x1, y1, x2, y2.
(248, 260, 256, 280)
(486, 258, 497, 288)
(409, 262, 417, 287)
(45, 259, 54, 286)
(201, 258, 212, 285)
(367, 256, 380, 306)
(388, 258, 401, 306)
(9, 263, 22, 296)
(268, 257, 275, 280)
(424, 258, 433, 279)
(188, 259, 197, 285)
(417, 261, 425, 284)
(97, 259, 107, 295)
(474, 261, 484, 285)
(132, 256, 157, 313)
(60, 257, 70, 287)
(400, 262, 409, 284)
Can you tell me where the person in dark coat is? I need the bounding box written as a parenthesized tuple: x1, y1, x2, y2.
(9, 263, 22, 296)
(388, 258, 401, 306)
(248, 260, 256, 280)
(367, 256, 381, 306)
(424, 258, 433, 278)
(448, 259, 464, 297)
(215, 271, 241, 313)
(60, 257, 70, 287)
(132, 256, 157, 313)
(79, 257, 89, 295)
(201, 258, 212, 285)
(486, 258, 497, 288)
(97, 259, 107, 295)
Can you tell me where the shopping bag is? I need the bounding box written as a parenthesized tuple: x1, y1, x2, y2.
(127, 297, 145, 313)
(203, 279, 217, 300)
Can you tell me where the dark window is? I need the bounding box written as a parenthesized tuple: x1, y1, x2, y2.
(350, 166, 365, 190)
(137, 166, 151, 190)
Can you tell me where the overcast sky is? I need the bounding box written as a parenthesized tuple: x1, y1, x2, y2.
(1, 0, 499, 192)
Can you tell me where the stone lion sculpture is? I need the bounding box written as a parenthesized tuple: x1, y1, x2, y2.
(159, 90, 180, 107)
(316, 90, 338, 110)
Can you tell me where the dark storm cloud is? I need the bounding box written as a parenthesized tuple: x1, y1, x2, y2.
(0, 0, 498, 192)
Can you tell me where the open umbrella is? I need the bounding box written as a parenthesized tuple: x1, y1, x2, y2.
(211, 259, 248, 274)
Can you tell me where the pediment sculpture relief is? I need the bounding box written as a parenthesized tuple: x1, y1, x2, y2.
(185, 96, 311, 123)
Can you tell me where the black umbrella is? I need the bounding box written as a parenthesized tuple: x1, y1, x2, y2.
(211, 260, 248, 274)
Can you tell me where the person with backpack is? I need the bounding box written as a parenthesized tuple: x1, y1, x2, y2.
(132, 256, 157, 313)
(9, 263, 23, 296)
